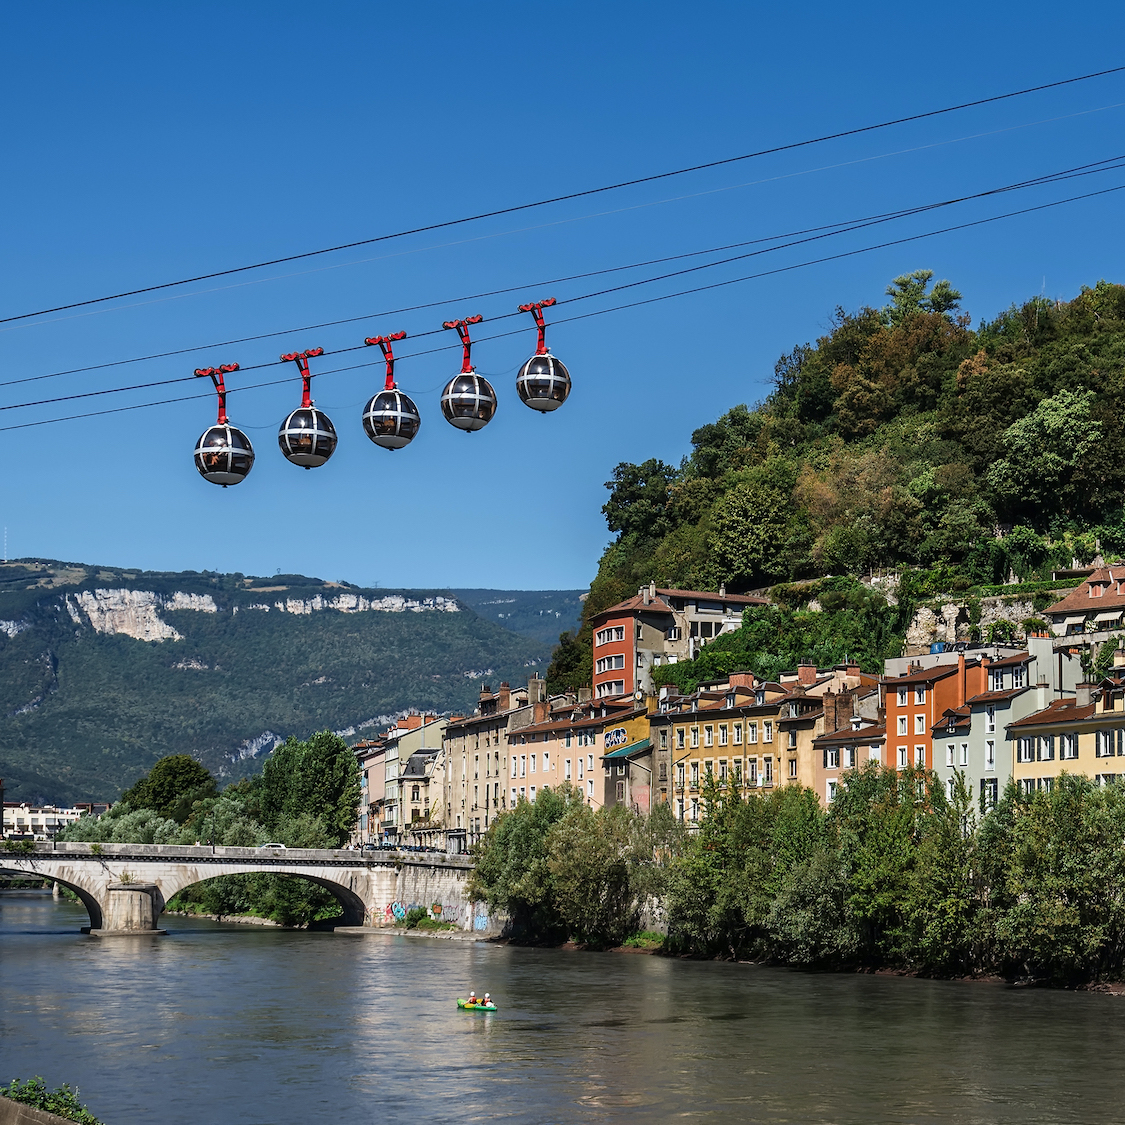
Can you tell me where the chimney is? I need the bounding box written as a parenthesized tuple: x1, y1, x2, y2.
(719, 582, 726, 598)
(578, 687, 593, 703)
(528, 674, 546, 704)
(1036, 679, 1049, 711)
(1076, 682, 1093, 709)
(1115, 650, 1125, 669)
(649, 580, 656, 601)
(728, 671, 756, 690)
(956, 652, 966, 708)
(499, 682, 511, 711)
(797, 662, 817, 687)
(642, 584, 650, 605)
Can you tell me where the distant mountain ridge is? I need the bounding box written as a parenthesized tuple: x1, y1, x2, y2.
(0, 559, 580, 805)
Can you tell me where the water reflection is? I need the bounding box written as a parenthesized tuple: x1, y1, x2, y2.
(2, 891, 1124, 1124)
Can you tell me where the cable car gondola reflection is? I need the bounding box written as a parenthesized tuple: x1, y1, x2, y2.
(362, 332, 420, 450)
(193, 364, 255, 487)
(440, 315, 497, 432)
(278, 348, 337, 468)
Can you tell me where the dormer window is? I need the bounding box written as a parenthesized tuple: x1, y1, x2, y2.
(725, 693, 735, 709)
(755, 690, 765, 705)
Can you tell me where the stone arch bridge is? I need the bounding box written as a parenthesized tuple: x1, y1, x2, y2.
(0, 842, 487, 935)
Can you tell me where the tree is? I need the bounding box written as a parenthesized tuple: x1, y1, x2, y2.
(602, 459, 677, 539)
(259, 731, 361, 846)
(546, 630, 589, 695)
(120, 755, 218, 823)
(707, 478, 790, 589)
(986, 388, 1101, 521)
(882, 269, 962, 326)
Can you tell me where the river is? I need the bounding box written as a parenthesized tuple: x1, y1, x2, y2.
(1, 889, 1123, 1124)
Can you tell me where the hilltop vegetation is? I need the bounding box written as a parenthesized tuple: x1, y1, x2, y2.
(549, 274, 1125, 691)
(0, 560, 549, 803)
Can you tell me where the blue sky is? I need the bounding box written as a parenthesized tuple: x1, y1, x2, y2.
(1, 1, 1123, 590)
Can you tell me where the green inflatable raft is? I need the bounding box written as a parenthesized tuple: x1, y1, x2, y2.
(457, 998, 497, 1011)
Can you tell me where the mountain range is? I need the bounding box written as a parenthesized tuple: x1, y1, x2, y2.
(0, 559, 582, 804)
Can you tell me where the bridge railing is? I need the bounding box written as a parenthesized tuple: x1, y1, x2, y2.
(6, 842, 473, 868)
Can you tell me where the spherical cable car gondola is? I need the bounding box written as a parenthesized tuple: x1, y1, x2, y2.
(193, 364, 255, 487)
(440, 315, 497, 432)
(278, 347, 337, 468)
(362, 331, 420, 450)
(515, 297, 570, 413)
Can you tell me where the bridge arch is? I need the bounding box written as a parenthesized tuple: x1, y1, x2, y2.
(158, 868, 367, 928)
(0, 865, 104, 930)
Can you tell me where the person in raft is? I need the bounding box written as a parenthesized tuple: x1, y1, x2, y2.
(484, 993, 494, 1007)
(467, 991, 477, 1005)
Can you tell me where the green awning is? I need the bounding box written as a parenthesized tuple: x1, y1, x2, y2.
(603, 738, 652, 759)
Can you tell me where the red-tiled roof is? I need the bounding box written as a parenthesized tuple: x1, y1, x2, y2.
(813, 724, 886, 746)
(986, 652, 1031, 668)
(593, 587, 767, 620)
(965, 688, 1028, 705)
(593, 594, 675, 619)
(1045, 568, 1125, 616)
(656, 587, 767, 605)
(882, 664, 961, 686)
(1007, 698, 1097, 728)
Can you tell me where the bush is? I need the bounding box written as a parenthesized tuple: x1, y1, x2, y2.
(404, 906, 428, 929)
(1, 1077, 104, 1124)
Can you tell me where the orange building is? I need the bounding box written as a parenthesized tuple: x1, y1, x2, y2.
(591, 584, 766, 700)
(882, 654, 988, 771)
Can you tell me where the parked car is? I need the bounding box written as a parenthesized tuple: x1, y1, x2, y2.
(257, 842, 286, 850)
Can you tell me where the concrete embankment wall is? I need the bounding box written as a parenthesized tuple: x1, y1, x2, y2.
(0, 1095, 86, 1125)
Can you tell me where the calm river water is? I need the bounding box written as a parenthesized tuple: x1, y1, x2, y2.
(2, 890, 1124, 1124)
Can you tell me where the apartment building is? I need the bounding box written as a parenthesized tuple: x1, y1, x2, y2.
(1046, 567, 1125, 640)
(442, 679, 539, 851)
(2, 802, 84, 839)
(810, 691, 887, 804)
(591, 583, 766, 700)
(649, 673, 791, 823)
(1010, 668, 1125, 793)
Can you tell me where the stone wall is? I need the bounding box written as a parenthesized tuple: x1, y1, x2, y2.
(0, 1095, 87, 1125)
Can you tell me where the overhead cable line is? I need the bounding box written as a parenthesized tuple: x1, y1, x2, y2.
(2, 177, 1121, 435)
(3, 63, 1124, 327)
(3, 150, 1123, 404)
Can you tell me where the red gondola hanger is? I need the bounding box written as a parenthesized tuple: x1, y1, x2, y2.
(516, 297, 570, 413)
(278, 347, 338, 468)
(193, 363, 255, 487)
(439, 315, 497, 432)
(361, 331, 421, 451)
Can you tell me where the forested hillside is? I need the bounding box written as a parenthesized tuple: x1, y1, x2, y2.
(0, 560, 549, 804)
(549, 274, 1125, 691)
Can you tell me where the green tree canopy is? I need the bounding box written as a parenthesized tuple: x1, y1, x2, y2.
(120, 755, 218, 824)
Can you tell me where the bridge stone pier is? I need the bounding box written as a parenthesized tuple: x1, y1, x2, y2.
(0, 842, 491, 936)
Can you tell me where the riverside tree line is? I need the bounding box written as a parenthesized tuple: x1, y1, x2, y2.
(468, 768, 1125, 985)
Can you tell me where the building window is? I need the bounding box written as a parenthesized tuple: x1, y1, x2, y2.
(511, 756, 518, 778)
(1060, 733, 1078, 761)
(1018, 737, 1034, 763)
(676, 798, 684, 820)
(787, 729, 797, 749)
(1013, 666, 1025, 688)
(691, 762, 699, 787)
(914, 714, 925, 735)
(915, 745, 925, 766)
(946, 743, 955, 767)
(869, 745, 881, 762)
(529, 754, 537, 774)
(511, 787, 517, 805)
(690, 727, 699, 748)
(718, 760, 727, 781)
(915, 687, 926, 704)
(704, 725, 713, 748)
(588, 754, 594, 771)
(586, 778, 594, 799)
(788, 757, 798, 778)
(412, 785, 420, 802)
(564, 758, 572, 780)
(704, 760, 713, 779)
(825, 747, 840, 770)
(676, 728, 685, 750)
(733, 723, 743, 745)
(616, 781, 625, 801)
(897, 746, 907, 768)
(898, 716, 908, 736)
(898, 687, 907, 706)
(763, 722, 773, 744)
(986, 706, 996, 733)
(520, 755, 527, 777)
(959, 743, 968, 767)
(985, 740, 995, 770)
(733, 759, 742, 782)
(578, 757, 584, 780)
(946, 777, 956, 802)
(676, 763, 685, 788)
(659, 729, 668, 749)
(981, 777, 999, 810)
(748, 722, 757, 744)
(764, 757, 773, 783)
(827, 780, 838, 803)
(659, 762, 668, 781)
(1038, 735, 1055, 762)
(843, 746, 855, 769)
(596, 654, 626, 674)
(691, 798, 699, 822)
(595, 626, 626, 646)
(719, 724, 728, 746)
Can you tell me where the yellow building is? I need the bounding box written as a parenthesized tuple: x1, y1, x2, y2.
(1009, 678, 1125, 793)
